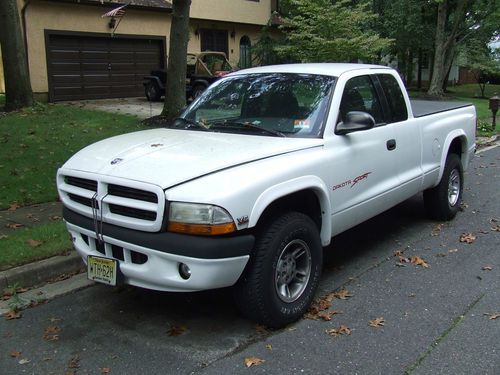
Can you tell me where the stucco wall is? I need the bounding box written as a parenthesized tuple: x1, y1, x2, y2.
(25, 1, 171, 93)
(0, 47, 4, 93)
(190, 0, 271, 26)
(23, 0, 267, 96)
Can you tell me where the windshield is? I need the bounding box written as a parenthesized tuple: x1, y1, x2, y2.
(174, 73, 336, 138)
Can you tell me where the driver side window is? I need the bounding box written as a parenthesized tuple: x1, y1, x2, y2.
(339, 76, 384, 125)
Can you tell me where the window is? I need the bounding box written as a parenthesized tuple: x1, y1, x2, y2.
(178, 73, 336, 138)
(200, 29, 228, 57)
(339, 75, 384, 125)
(377, 74, 408, 123)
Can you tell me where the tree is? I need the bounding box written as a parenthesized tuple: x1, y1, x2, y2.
(0, 0, 33, 111)
(276, 0, 392, 63)
(161, 0, 191, 120)
(427, 0, 499, 97)
(373, 0, 435, 87)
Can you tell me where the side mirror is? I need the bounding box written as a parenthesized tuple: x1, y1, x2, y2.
(335, 111, 375, 135)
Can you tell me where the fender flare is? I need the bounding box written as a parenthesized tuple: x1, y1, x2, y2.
(248, 176, 332, 246)
(437, 129, 468, 184)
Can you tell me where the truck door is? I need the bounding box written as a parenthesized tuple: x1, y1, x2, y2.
(375, 73, 423, 198)
(328, 75, 401, 235)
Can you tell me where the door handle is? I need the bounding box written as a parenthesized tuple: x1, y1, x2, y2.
(386, 139, 396, 151)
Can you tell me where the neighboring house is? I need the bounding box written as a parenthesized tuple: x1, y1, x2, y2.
(13, 0, 276, 102)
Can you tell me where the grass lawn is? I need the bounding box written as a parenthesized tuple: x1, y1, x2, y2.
(0, 100, 145, 209)
(0, 221, 71, 271)
(0, 97, 146, 270)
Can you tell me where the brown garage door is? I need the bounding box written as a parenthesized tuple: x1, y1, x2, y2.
(46, 33, 165, 101)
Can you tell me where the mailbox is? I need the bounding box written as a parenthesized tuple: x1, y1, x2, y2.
(489, 95, 499, 113)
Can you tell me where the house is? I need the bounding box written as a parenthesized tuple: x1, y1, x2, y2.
(7, 0, 277, 102)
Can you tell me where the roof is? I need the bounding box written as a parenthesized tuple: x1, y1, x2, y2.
(229, 63, 392, 78)
(48, 0, 172, 10)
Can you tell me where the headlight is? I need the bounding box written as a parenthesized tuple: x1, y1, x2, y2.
(167, 202, 236, 235)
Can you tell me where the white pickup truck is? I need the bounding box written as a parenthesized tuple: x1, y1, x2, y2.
(57, 64, 476, 327)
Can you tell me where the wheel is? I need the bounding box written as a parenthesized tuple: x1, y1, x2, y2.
(191, 85, 205, 100)
(145, 81, 161, 102)
(234, 212, 322, 328)
(424, 153, 463, 220)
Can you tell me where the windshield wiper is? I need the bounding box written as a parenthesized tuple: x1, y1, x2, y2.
(212, 121, 286, 137)
(168, 117, 209, 131)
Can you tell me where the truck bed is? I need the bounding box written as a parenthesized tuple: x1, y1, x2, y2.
(410, 99, 473, 118)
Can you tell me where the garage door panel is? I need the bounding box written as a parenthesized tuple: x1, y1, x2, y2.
(48, 33, 164, 101)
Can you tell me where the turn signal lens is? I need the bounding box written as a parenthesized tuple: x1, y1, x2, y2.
(167, 221, 236, 235)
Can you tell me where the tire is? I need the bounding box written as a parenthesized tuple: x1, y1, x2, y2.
(234, 212, 322, 328)
(424, 153, 463, 221)
(145, 81, 161, 102)
(191, 85, 206, 100)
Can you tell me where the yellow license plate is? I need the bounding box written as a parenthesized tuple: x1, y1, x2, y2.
(87, 256, 117, 286)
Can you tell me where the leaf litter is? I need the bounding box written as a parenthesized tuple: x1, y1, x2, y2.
(325, 325, 351, 337)
(245, 357, 265, 367)
(369, 317, 385, 327)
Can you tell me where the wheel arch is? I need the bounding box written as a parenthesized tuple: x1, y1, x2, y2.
(437, 131, 468, 183)
(248, 176, 332, 246)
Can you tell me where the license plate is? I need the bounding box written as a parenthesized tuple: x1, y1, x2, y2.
(87, 256, 118, 286)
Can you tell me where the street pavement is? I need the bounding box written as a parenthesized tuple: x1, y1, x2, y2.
(1, 146, 499, 375)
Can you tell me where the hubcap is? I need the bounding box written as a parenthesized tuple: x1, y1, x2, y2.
(448, 169, 460, 206)
(274, 239, 312, 303)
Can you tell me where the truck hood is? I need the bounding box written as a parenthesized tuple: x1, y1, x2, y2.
(62, 129, 323, 189)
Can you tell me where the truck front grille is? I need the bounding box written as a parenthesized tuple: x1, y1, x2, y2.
(58, 172, 165, 232)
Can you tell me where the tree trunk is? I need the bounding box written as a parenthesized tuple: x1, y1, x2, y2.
(427, 1, 447, 97)
(427, 0, 468, 98)
(0, 0, 33, 111)
(161, 0, 191, 120)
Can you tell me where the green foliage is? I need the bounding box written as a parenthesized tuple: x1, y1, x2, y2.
(253, 25, 289, 66)
(0, 221, 71, 270)
(0, 103, 143, 209)
(276, 0, 392, 62)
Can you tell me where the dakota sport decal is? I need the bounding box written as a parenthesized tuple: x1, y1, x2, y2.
(332, 172, 372, 191)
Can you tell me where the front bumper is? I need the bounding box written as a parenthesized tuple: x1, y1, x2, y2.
(63, 208, 253, 292)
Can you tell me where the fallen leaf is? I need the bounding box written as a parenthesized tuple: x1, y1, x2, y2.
(68, 354, 80, 369)
(333, 289, 353, 300)
(482, 266, 493, 271)
(410, 256, 429, 268)
(4, 310, 22, 320)
(101, 368, 111, 374)
(369, 317, 385, 327)
(318, 310, 341, 321)
(265, 344, 273, 350)
(50, 215, 62, 221)
(5, 223, 23, 229)
(43, 325, 61, 341)
(491, 224, 500, 232)
(27, 239, 43, 247)
(459, 233, 476, 244)
(393, 250, 403, 257)
(167, 325, 187, 336)
(484, 312, 500, 320)
(435, 253, 447, 257)
(325, 325, 351, 337)
(0, 234, 8, 240)
(245, 357, 265, 367)
(10, 351, 21, 358)
(431, 224, 444, 236)
(18, 358, 30, 365)
(8, 202, 20, 211)
(448, 248, 458, 253)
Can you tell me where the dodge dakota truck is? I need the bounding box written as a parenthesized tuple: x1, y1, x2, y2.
(57, 63, 476, 328)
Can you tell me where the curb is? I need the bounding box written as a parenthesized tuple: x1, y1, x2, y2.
(0, 251, 83, 292)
